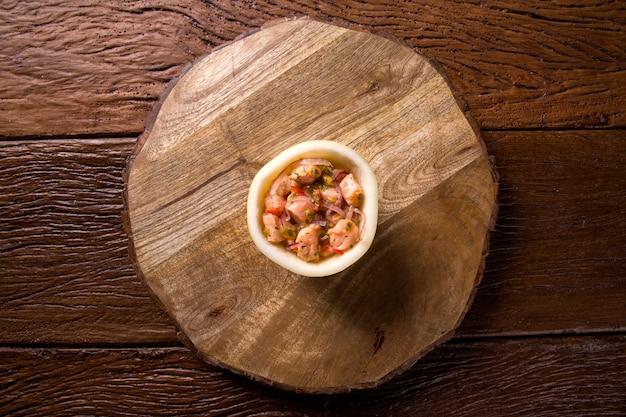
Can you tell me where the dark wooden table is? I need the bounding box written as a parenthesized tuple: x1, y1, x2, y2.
(1, 1, 625, 415)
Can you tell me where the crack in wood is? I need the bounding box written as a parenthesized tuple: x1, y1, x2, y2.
(155, 157, 246, 212)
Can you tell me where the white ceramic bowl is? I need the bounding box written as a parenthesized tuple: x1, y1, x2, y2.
(247, 140, 378, 277)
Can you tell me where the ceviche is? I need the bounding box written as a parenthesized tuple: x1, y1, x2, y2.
(262, 158, 366, 262)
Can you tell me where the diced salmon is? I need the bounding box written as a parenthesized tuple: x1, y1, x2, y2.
(321, 187, 340, 204)
(269, 175, 292, 196)
(262, 213, 284, 243)
(296, 224, 321, 262)
(290, 164, 322, 185)
(339, 173, 364, 207)
(286, 196, 315, 225)
(328, 219, 359, 251)
(264, 193, 286, 215)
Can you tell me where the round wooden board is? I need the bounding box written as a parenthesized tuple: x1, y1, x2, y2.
(124, 18, 498, 393)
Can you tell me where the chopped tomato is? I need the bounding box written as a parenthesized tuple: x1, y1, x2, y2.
(324, 246, 344, 255)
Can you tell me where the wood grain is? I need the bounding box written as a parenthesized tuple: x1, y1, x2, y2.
(0, 0, 227, 137)
(1, 130, 624, 344)
(2, 0, 624, 413)
(124, 18, 497, 392)
(1, 0, 624, 137)
(1, 335, 624, 416)
(0, 139, 175, 344)
(462, 129, 626, 336)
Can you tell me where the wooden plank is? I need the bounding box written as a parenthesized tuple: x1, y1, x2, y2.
(1, 0, 624, 137)
(1, 335, 624, 416)
(0, 0, 224, 138)
(0, 138, 176, 344)
(1, 131, 624, 345)
(461, 130, 626, 336)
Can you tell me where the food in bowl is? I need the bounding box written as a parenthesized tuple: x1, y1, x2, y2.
(262, 157, 365, 262)
(247, 141, 378, 277)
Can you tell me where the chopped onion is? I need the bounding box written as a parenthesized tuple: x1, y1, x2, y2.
(346, 205, 355, 221)
(323, 203, 345, 219)
(334, 185, 343, 207)
(281, 208, 291, 224)
(353, 207, 366, 242)
(333, 169, 347, 182)
(287, 242, 301, 252)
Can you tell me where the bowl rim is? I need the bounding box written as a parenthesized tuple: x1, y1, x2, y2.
(246, 140, 378, 277)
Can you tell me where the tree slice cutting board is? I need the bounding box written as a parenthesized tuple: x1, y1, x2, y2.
(124, 17, 498, 394)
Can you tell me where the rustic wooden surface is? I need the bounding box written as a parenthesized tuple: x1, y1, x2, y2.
(1, 0, 624, 414)
(124, 18, 498, 392)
